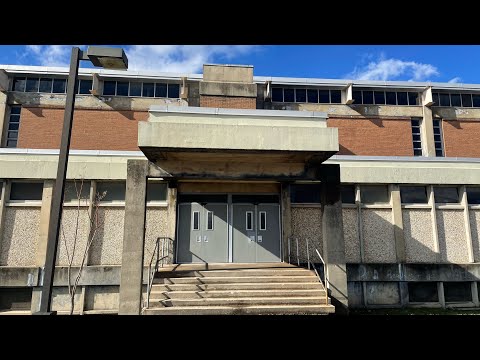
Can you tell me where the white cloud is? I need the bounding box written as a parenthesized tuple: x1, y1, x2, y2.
(21, 45, 259, 73)
(347, 56, 439, 81)
(448, 77, 462, 83)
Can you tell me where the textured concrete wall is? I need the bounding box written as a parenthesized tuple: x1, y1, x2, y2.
(84, 285, 119, 311)
(437, 210, 469, 263)
(291, 207, 322, 262)
(144, 208, 169, 265)
(89, 207, 125, 265)
(343, 208, 360, 263)
(362, 209, 396, 263)
(327, 118, 413, 156)
(347, 282, 364, 308)
(51, 286, 83, 312)
(56, 207, 90, 266)
(403, 209, 436, 263)
(470, 210, 480, 262)
(442, 120, 480, 158)
(366, 282, 400, 305)
(1, 207, 40, 266)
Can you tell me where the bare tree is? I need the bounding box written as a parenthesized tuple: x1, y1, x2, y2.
(60, 179, 106, 315)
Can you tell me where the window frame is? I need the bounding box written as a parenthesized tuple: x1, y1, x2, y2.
(432, 119, 444, 157)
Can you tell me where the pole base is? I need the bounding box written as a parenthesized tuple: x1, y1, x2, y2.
(33, 311, 57, 315)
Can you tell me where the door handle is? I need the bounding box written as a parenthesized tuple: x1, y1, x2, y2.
(196, 235, 201, 243)
(249, 235, 255, 242)
(204, 235, 208, 243)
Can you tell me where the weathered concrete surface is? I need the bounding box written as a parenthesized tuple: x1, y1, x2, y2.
(203, 64, 253, 83)
(281, 183, 292, 263)
(85, 285, 119, 311)
(199, 82, 257, 98)
(0, 92, 7, 147)
(347, 281, 363, 308)
(421, 101, 436, 156)
(390, 185, 406, 262)
(36, 181, 53, 266)
(366, 282, 400, 305)
(0, 267, 40, 286)
(403, 209, 436, 263)
(118, 159, 148, 315)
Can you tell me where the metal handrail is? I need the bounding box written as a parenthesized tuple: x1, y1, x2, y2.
(303, 238, 329, 306)
(144, 236, 174, 311)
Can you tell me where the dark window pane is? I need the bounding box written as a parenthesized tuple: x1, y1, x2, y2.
(319, 90, 330, 103)
(13, 77, 26, 92)
(290, 184, 321, 203)
(155, 83, 167, 98)
(103, 81, 116, 95)
(362, 91, 374, 105)
(411, 119, 420, 127)
(116, 81, 129, 96)
(193, 212, 200, 230)
(9, 114, 20, 122)
(129, 82, 142, 97)
(397, 92, 408, 105)
(295, 88, 306, 103)
(408, 282, 438, 303)
(433, 119, 441, 128)
(341, 185, 356, 204)
(408, 92, 419, 106)
(361, 185, 389, 204)
(434, 134, 442, 142)
(434, 187, 458, 203)
(461, 94, 472, 107)
(8, 122, 19, 131)
(78, 79, 92, 94)
(450, 93, 461, 107)
(467, 187, 480, 205)
(413, 149, 423, 156)
(142, 83, 154, 97)
(52, 79, 66, 93)
(246, 212, 252, 230)
(207, 211, 214, 230)
(307, 89, 318, 103)
(386, 91, 397, 105)
(412, 134, 421, 141)
(259, 212, 266, 230)
(25, 78, 39, 92)
(432, 93, 439, 105)
(64, 181, 91, 202)
(444, 282, 472, 302)
(433, 127, 441, 134)
(168, 84, 180, 98)
(10, 182, 43, 201)
(352, 90, 362, 104)
(413, 141, 422, 149)
(96, 182, 126, 202)
(272, 88, 283, 102)
(283, 88, 294, 102)
(435, 149, 444, 157)
(374, 91, 385, 105)
(10, 106, 21, 115)
(6, 140, 17, 147)
(330, 90, 341, 103)
(439, 93, 450, 107)
(400, 186, 428, 203)
(473, 94, 480, 107)
(146, 182, 167, 202)
(7, 132, 17, 139)
(39, 78, 53, 93)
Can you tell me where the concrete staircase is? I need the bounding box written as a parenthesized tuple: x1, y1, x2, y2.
(143, 263, 334, 315)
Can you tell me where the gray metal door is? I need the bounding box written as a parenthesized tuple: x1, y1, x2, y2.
(256, 204, 281, 262)
(203, 203, 228, 263)
(177, 202, 204, 263)
(232, 204, 257, 262)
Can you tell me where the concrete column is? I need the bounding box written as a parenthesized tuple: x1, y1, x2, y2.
(0, 92, 7, 147)
(119, 159, 149, 315)
(460, 186, 475, 263)
(166, 182, 177, 262)
(438, 282, 446, 308)
(428, 186, 441, 262)
(421, 89, 436, 157)
(281, 182, 292, 263)
(86, 180, 97, 265)
(390, 185, 406, 262)
(320, 164, 348, 314)
(0, 180, 10, 258)
(472, 282, 479, 307)
(36, 180, 54, 266)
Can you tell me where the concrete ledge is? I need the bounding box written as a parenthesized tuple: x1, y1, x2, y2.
(0, 267, 39, 286)
(200, 82, 257, 97)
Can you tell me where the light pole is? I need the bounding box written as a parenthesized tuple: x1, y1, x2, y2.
(36, 46, 128, 314)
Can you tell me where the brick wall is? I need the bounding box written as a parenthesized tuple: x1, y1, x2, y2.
(442, 120, 480, 157)
(199, 95, 256, 109)
(17, 108, 148, 151)
(327, 117, 414, 156)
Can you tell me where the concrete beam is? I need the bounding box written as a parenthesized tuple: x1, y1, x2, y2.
(390, 184, 406, 263)
(344, 83, 354, 104)
(36, 180, 54, 266)
(422, 86, 434, 107)
(203, 64, 253, 84)
(0, 69, 10, 92)
(199, 82, 257, 98)
(118, 159, 148, 315)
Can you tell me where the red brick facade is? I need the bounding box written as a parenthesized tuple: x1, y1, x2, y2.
(199, 95, 256, 109)
(327, 117, 414, 156)
(442, 120, 480, 157)
(17, 108, 148, 151)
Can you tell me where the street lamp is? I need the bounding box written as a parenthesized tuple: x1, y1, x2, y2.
(36, 46, 128, 314)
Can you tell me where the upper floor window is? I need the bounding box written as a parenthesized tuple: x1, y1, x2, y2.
(12, 76, 92, 95)
(432, 92, 480, 107)
(352, 89, 419, 106)
(6, 105, 21, 148)
(411, 118, 423, 156)
(433, 119, 444, 157)
(102, 80, 180, 98)
(271, 87, 342, 104)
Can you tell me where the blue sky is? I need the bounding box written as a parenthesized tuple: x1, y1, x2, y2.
(1, 45, 479, 84)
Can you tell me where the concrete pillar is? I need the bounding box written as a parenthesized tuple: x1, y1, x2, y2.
(281, 183, 292, 263)
(0, 180, 10, 258)
(438, 282, 446, 308)
(460, 186, 475, 263)
(319, 164, 348, 314)
(421, 88, 436, 157)
(0, 92, 8, 147)
(390, 185, 406, 263)
(86, 180, 97, 265)
(472, 282, 479, 307)
(166, 182, 177, 262)
(118, 159, 149, 315)
(428, 186, 441, 262)
(36, 180, 54, 266)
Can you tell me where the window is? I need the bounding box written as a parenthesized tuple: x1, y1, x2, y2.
(397, 92, 408, 105)
(103, 81, 116, 95)
(52, 78, 66, 93)
(10, 182, 43, 201)
(408, 92, 418, 105)
(129, 82, 142, 96)
(432, 92, 480, 107)
(259, 211, 266, 231)
(352, 90, 362, 104)
(408, 282, 438, 303)
(155, 83, 167, 98)
(439, 93, 450, 107)
(272, 88, 283, 102)
(462, 94, 473, 107)
(39, 78, 53, 93)
(246, 211, 253, 231)
(341, 185, 356, 204)
(450, 93, 461, 107)
(374, 91, 385, 105)
(168, 84, 180, 98)
(13, 77, 26, 92)
(386, 91, 396, 105)
(96, 181, 126, 202)
(466, 187, 480, 205)
(25, 78, 39, 92)
(330, 90, 341, 103)
(283, 88, 294, 102)
(400, 186, 428, 204)
(443, 282, 472, 302)
(360, 185, 389, 204)
(6, 105, 21, 148)
(362, 90, 374, 105)
(77, 79, 93, 95)
(434, 186, 459, 203)
(101, 80, 181, 98)
(271, 87, 342, 104)
(290, 184, 322, 203)
(142, 82, 154, 97)
(206, 211, 214, 230)
(295, 89, 306, 103)
(473, 95, 480, 107)
(116, 81, 129, 96)
(307, 89, 318, 103)
(411, 117, 423, 156)
(319, 90, 330, 103)
(353, 89, 419, 106)
(433, 119, 444, 157)
(64, 181, 91, 202)
(192, 211, 200, 230)
(146, 182, 167, 202)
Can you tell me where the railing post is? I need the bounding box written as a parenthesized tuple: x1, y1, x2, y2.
(295, 238, 300, 266)
(306, 238, 310, 270)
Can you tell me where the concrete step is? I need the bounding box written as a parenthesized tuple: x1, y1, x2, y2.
(155, 297, 327, 308)
(156, 268, 314, 278)
(150, 281, 324, 292)
(154, 275, 318, 285)
(153, 289, 326, 299)
(144, 304, 335, 315)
